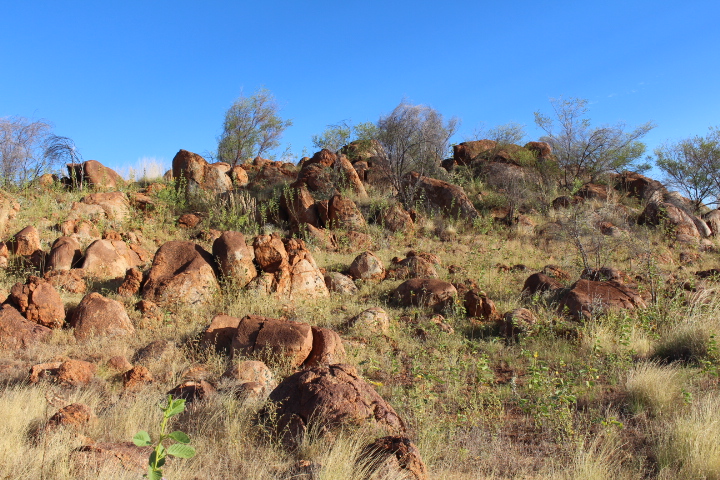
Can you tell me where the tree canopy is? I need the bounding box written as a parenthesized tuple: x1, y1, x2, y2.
(534, 97, 655, 189)
(217, 88, 293, 166)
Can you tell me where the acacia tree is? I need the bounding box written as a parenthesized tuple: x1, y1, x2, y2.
(655, 128, 720, 211)
(0, 116, 76, 187)
(375, 101, 459, 204)
(217, 88, 293, 166)
(534, 97, 655, 189)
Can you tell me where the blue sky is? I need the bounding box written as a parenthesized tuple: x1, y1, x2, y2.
(1, 1, 719, 177)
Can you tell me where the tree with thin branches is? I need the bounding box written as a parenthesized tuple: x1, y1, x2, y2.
(217, 88, 293, 166)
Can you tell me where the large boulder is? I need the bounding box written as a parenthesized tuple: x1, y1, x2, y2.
(638, 201, 703, 239)
(305, 326, 346, 367)
(0, 194, 20, 237)
(212, 231, 257, 288)
(287, 255, 329, 299)
(402, 172, 479, 220)
(613, 171, 666, 203)
(387, 254, 437, 280)
(79, 192, 130, 221)
(703, 209, 720, 236)
(82, 239, 142, 280)
(253, 233, 289, 273)
(6, 276, 65, 328)
(172, 149, 232, 193)
(522, 272, 563, 296)
(202, 314, 242, 352)
(142, 241, 219, 306)
(47, 236, 82, 271)
(349, 252, 385, 281)
(266, 364, 405, 442)
(8, 226, 41, 256)
(328, 194, 366, 230)
(394, 278, 457, 311)
(280, 184, 320, 227)
(382, 204, 414, 234)
(69, 292, 135, 340)
(324, 272, 358, 295)
(336, 154, 368, 198)
(558, 279, 646, 320)
(453, 140, 497, 166)
(523, 141, 552, 159)
(231, 315, 314, 367)
(67, 160, 123, 190)
(347, 307, 390, 334)
(0, 304, 51, 349)
(250, 235, 328, 300)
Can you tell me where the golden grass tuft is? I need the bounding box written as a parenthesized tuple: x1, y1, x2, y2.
(655, 392, 720, 479)
(624, 361, 685, 416)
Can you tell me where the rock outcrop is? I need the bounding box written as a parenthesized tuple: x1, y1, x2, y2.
(142, 241, 219, 306)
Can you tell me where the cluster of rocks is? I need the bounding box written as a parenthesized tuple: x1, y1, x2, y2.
(522, 265, 646, 321)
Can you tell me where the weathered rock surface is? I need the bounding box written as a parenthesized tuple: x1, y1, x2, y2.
(403, 172, 479, 220)
(82, 239, 142, 280)
(69, 292, 135, 340)
(522, 272, 563, 295)
(360, 436, 429, 480)
(201, 314, 241, 352)
(638, 201, 704, 239)
(558, 279, 646, 320)
(7, 276, 65, 328)
(57, 359, 96, 386)
(464, 290, 497, 320)
(328, 193, 366, 229)
(213, 231, 257, 288)
(232, 315, 313, 367)
(349, 251, 385, 281)
(223, 360, 275, 391)
(47, 236, 82, 271)
(66, 160, 124, 190)
(250, 235, 329, 299)
(387, 254, 437, 280)
(501, 308, 537, 338)
(117, 267, 143, 297)
(79, 192, 130, 221)
(46, 403, 96, 433)
(167, 380, 216, 404)
(71, 442, 151, 476)
(122, 365, 153, 391)
(267, 364, 405, 441)
(324, 272, 358, 295)
(0, 304, 51, 349)
(382, 203, 414, 233)
(172, 149, 232, 193)
(9, 226, 41, 256)
(305, 326, 346, 367)
(281, 184, 320, 227)
(347, 307, 390, 334)
(142, 241, 219, 306)
(394, 279, 457, 311)
(44, 269, 87, 294)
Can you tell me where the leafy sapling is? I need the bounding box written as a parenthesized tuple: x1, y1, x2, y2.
(133, 395, 196, 480)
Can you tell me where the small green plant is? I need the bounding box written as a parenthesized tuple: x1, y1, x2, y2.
(133, 395, 197, 480)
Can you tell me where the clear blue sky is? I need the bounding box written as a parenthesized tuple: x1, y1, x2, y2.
(2, 1, 719, 177)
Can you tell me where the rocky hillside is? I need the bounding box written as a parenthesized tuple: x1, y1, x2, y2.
(1, 140, 719, 479)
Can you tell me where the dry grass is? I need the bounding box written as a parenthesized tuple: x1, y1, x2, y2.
(624, 361, 685, 416)
(655, 392, 720, 479)
(2, 174, 720, 478)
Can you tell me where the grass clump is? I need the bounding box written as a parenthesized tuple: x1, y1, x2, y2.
(655, 392, 720, 479)
(624, 361, 685, 417)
